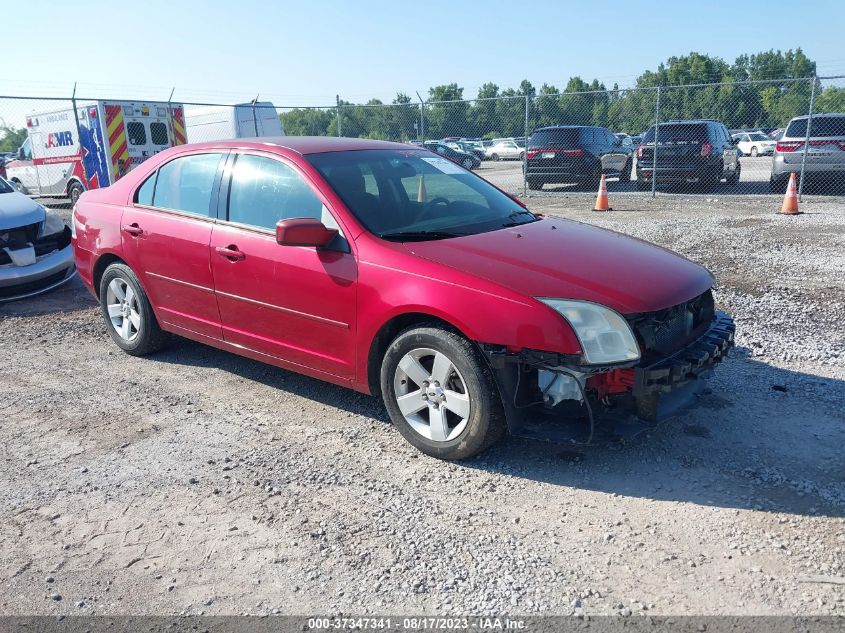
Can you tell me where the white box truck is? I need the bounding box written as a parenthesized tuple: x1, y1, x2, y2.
(6, 100, 187, 203)
(184, 101, 284, 142)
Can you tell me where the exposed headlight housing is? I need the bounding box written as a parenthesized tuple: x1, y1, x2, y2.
(39, 208, 66, 237)
(539, 298, 640, 365)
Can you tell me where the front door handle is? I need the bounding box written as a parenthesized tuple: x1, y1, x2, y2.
(121, 223, 143, 236)
(215, 245, 245, 261)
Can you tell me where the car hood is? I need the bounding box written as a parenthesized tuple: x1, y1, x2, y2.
(0, 191, 45, 230)
(403, 218, 713, 314)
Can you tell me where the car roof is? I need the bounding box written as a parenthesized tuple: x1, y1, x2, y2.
(534, 125, 596, 130)
(179, 136, 416, 155)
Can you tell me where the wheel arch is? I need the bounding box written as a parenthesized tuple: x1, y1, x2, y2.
(91, 253, 127, 298)
(365, 311, 473, 397)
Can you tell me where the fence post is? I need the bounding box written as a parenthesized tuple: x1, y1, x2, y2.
(335, 95, 342, 137)
(651, 84, 662, 198)
(523, 95, 529, 197)
(70, 82, 89, 193)
(415, 91, 425, 141)
(251, 94, 260, 137)
(798, 75, 816, 201)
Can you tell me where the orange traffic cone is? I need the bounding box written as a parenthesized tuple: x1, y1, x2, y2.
(417, 173, 427, 203)
(593, 175, 611, 211)
(780, 172, 800, 215)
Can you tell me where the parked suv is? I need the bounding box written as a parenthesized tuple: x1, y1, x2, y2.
(72, 137, 734, 460)
(525, 126, 632, 190)
(636, 120, 740, 190)
(770, 113, 845, 193)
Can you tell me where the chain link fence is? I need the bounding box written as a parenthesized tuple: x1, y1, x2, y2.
(2, 76, 843, 204)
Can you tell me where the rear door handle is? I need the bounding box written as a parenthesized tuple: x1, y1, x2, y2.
(215, 245, 245, 261)
(121, 223, 143, 236)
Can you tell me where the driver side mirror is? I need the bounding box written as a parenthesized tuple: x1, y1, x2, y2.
(18, 147, 25, 160)
(276, 218, 338, 248)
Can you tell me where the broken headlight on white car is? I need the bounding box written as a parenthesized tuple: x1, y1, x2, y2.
(38, 208, 66, 238)
(539, 298, 641, 365)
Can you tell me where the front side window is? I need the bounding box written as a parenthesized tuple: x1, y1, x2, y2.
(228, 154, 324, 230)
(21, 137, 32, 160)
(127, 122, 147, 146)
(152, 153, 223, 216)
(307, 149, 536, 240)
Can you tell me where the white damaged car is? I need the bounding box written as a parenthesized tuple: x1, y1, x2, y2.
(0, 177, 75, 302)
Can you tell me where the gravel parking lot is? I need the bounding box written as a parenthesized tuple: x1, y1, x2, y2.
(1, 193, 843, 617)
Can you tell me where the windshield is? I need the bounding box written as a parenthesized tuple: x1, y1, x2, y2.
(643, 124, 707, 143)
(307, 149, 537, 241)
(785, 116, 845, 138)
(748, 133, 770, 141)
(529, 128, 581, 147)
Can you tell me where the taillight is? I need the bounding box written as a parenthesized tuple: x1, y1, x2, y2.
(776, 141, 802, 152)
(636, 145, 643, 159)
(526, 149, 540, 159)
(700, 142, 712, 158)
(561, 148, 584, 158)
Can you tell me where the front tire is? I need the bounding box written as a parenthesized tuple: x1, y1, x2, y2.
(462, 157, 474, 170)
(99, 263, 168, 356)
(380, 325, 506, 460)
(726, 161, 741, 185)
(491, 153, 500, 161)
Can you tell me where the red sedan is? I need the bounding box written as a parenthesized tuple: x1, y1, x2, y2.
(72, 137, 734, 460)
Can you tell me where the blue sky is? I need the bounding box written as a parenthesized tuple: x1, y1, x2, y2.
(3, 0, 845, 106)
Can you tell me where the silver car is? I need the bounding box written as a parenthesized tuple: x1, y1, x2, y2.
(0, 177, 75, 302)
(770, 113, 845, 192)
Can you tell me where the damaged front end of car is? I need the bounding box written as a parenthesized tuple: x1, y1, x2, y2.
(483, 290, 735, 444)
(0, 210, 76, 302)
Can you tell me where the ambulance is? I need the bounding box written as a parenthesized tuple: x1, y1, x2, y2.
(6, 100, 187, 204)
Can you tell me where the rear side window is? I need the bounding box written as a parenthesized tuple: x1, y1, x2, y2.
(228, 154, 324, 230)
(150, 122, 169, 145)
(127, 122, 146, 146)
(529, 128, 581, 147)
(643, 124, 707, 143)
(785, 116, 845, 138)
(152, 153, 223, 216)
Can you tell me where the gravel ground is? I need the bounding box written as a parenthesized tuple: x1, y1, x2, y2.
(1, 194, 843, 617)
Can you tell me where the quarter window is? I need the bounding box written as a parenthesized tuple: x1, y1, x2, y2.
(127, 122, 147, 146)
(135, 172, 157, 205)
(228, 154, 325, 230)
(152, 153, 223, 216)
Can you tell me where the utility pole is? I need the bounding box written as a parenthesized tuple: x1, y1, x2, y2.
(415, 91, 425, 141)
(336, 95, 342, 137)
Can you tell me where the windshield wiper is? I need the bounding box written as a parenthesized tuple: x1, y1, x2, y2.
(379, 230, 466, 242)
(500, 209, 538, 228)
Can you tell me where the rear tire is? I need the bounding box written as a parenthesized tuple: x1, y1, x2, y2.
(380, 325, 506, 460)
(769, 174, 788, 193)
(637, 179, 650, 191)
(491, 153, 500, 161)
(99, 263, 168, 356)
(527, 178, 544, 191)
(726, 162, 741, 185)
(68, 182, 84, 204)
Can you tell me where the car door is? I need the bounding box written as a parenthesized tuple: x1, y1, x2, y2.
(120, 151, 225, 340)
(210, 151, 357, 380)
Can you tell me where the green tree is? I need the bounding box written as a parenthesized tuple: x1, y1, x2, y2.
(0, 124, 26, 153)
(815, 85, 845, 114)
(427, 84, 469, 138)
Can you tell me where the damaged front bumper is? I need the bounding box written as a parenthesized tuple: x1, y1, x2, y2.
(0, 243, 76, 302)
(483, 310, 735, 445)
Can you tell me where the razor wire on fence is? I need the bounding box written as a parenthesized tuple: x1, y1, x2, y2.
(2, 75, 844, 203)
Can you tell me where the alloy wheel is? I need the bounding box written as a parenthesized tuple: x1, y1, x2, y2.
(393, 347, 472, 442)
(106, 277, 141, 342)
